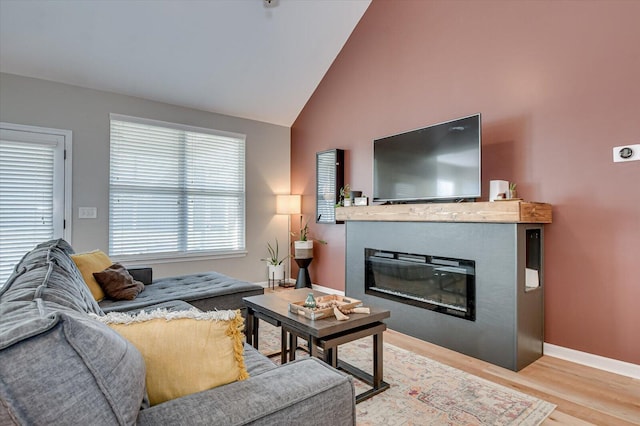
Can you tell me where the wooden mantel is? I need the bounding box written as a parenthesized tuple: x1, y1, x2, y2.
(335, 200, 552, 224)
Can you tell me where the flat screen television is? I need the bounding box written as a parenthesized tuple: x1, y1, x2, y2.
(373, 113, 481, 203)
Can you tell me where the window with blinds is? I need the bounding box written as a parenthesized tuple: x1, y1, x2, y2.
(316, 149, 344, 224)
(0, 124, 70, 285)
(109, 115, 246, 259)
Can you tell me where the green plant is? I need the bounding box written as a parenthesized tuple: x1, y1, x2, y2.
(509, 182, 517, 191)
(336, 184, 351, 207)
(293, 216, 327, 244)
(261, 239, 288, 265)
(299, 220, 309, 241)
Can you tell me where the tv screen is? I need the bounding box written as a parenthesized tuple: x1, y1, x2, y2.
(373, 114, 481, 203)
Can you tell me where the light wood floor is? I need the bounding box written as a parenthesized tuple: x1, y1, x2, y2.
(265, 286, 639, 425)
(385, 329, 640, 425)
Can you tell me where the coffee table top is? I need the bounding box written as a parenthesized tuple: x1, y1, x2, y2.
(243, 288, 390, 339)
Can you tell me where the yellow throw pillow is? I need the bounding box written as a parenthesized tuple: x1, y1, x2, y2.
(70, 250, 113, 301)
(91, 308, 249, 406)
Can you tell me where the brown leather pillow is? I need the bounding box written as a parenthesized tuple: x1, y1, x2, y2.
(93, 263, 145, 300)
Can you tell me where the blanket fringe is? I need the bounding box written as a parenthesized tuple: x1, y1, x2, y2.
(226, 309, 250, 381)
(89, 308, 237, 324)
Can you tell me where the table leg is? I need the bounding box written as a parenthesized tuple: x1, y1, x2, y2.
(324, 347, 338, 368)
(373, 331, 383, 388)
(245, 308, 253, 347)
(249, 309, 259, 349)
(280, 328, 288, 364)
(308, 335, 318, 358)
(289, 333, 297, 361)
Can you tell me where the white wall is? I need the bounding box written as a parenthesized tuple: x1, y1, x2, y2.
(0, 72, 291, 282)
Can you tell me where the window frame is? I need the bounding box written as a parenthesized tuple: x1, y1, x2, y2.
(108, 114, 247, 263)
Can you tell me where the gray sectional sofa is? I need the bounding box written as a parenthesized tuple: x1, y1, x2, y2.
(0, 239, 356, 425)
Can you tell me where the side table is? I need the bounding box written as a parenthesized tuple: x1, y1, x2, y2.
(282, 321, 390, 403)
(294, 257, 312, 288)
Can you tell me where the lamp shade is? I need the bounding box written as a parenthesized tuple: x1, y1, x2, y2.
(276, 194, 301, 215)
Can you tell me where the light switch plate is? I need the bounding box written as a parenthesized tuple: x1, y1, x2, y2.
(79, 207, 97, 219)
(613, 144, 640, 162)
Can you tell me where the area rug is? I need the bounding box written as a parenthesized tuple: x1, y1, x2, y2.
(256, 322, 556, 426)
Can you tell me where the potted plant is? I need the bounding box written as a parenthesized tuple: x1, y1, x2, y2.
(261, 239, 287, 281)
(336, 184, 351, 207)
(293, 217, 327, 259)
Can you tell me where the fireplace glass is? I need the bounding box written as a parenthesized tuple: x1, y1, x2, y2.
(365, 248, 475, 321)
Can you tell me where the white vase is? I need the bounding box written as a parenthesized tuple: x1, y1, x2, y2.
(267, 263, 285, 282)
(294, 240, 313, 259)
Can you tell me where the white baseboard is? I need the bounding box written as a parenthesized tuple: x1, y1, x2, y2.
(311, 283, 345, 296)
(544, 343, 640, 380)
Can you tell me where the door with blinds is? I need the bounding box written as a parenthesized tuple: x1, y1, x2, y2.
(0, 123, 71, 285)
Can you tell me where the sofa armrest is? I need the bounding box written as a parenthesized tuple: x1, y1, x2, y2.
(128, 267, 152, 285)
(136, 357, 355, 426)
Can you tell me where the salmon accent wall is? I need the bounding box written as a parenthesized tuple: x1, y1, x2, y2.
(291, 0, 640, 364)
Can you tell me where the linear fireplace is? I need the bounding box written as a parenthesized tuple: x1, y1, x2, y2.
(365, 248, 475, 321)
(345, 216, 546, 371)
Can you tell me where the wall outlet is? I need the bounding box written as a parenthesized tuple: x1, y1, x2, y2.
(78, 207, 97, 219)
(613, 144, 640, 163)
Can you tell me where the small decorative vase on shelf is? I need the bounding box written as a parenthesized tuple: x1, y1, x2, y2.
(304, 293, 316, 309)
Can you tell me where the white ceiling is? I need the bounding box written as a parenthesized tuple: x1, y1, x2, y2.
(0, 0, 370, 127)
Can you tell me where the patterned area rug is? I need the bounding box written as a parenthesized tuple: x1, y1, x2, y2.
(256, 322, 556, 426)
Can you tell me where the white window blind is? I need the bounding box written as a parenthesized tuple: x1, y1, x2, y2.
(316, 151, 337, 223)
(0, 125, 69, 285)
(109, 115, 246, 259)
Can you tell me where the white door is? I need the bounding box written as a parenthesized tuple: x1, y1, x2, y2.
(0, 123, 72, 285)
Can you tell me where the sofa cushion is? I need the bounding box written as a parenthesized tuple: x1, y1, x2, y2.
(93, 263, 145, 300)
(135, 357, 356, 426)
(0, 312, 146, 426)
(1, 239, 144, 425)
(243, 343, 278, 377)
(0, 240, 102, 345)
(93, 308, 249, 406)
(70, 249, 113, 301)
(2, 239, 76, 300)
(3, 238, 75, 280)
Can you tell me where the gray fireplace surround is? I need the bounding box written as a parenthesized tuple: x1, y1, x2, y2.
(345, 220, 544, 371)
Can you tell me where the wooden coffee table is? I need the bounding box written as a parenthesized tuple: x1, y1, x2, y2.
(244, 288, 391, 403)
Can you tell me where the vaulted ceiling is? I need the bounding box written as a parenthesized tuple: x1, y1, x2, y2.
(0, 0, 371, 127)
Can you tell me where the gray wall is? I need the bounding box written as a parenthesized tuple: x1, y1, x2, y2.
(0, 72, 291, 282)
(346, 221, 544, 371)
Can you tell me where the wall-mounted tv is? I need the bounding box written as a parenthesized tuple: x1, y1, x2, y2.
(373, 113, 481, 203)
